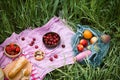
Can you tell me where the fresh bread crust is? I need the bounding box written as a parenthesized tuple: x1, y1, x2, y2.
(8, 57, 28, 79)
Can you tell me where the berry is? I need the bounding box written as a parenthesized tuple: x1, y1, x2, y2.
(29, 41, 34, 46)
(62, 44, 65, 48)
(21, 37, 25, 41)
(49, 57, 53, 61)
(54, 54, 58, 58)
(35, 45, 39, 49)
(29, 43, 33, 46)
(33, 38, 36, 41)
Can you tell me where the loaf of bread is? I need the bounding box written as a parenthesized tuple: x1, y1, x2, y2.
(8, 57, 28, 79)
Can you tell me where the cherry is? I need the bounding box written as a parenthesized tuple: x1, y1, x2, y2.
(54, 54, 58, 59)
(21, 37, 25, 41)
(33, 38, 36, 41)
(29, 41, 34, 46)
(62, 44, 65, 48)
(35, 45, 39, 49)
(29, 43, 33, 46)
(49, 57, 53, 61)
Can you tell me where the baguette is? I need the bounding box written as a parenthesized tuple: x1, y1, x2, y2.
(8, 57, 28, 79)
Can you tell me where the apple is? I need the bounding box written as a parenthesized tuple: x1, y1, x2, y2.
(101, 34, 111, 43)
(77, 44, 84, 52)
(90, 36, 98, 44)
(79, 39, 88, 47)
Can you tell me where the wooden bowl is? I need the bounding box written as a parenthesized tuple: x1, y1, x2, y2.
(43, 32, 61, 48)
(4, 43, 21, 58)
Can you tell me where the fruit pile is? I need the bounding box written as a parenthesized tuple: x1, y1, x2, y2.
(43, 32, 60, 48)
(77, 29, 110, 52)
(4, 43, 21, 57)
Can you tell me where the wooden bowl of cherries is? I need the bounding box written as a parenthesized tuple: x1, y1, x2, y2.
(43, 32, 61, 48)
(4, 43, 21, 58)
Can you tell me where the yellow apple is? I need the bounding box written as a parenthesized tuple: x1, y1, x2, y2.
(90, 36, 98, 44)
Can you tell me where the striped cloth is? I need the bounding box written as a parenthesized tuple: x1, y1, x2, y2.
(0, 17, 75, 80)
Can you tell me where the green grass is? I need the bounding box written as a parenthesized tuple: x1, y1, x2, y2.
(0, 0, 120, 80)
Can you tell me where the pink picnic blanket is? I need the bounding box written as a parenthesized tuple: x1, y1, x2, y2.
(0, 17, 75, 80)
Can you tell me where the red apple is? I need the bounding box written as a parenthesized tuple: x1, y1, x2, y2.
(79, 39, 88, 47)
(77, 44, 84, 52)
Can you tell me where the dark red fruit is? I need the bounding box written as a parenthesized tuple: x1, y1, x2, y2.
(35, 45, 39, 49)
(29, 41, 34, 46)
(31, 41, 35, 44)
(33, 38, 36, 41)
(62, 44, 65, 48)
(54, 54, 58, 58)
(29, 43, 33, 46)
(49, 57, 53, 61)
(21, 37, 25, 41)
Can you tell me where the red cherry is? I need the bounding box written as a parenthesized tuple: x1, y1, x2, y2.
(31, 41, 35, 44)
(49, 57, 53, 61)
(29, 43, 33, 46)
(79, 39, 88, 47)
(77, 44, 84, 52)
(46, 36, 49, 39)
(62, 44, 65, 48)
(29, 41, 34, 46)
(21, 37, 25, 41)
(33, 38, 36, 41)
(54, 54, 58, 58)
(35, 45, 39, 49)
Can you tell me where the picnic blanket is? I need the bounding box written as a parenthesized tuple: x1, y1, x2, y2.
(0, 17, 75, 80)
